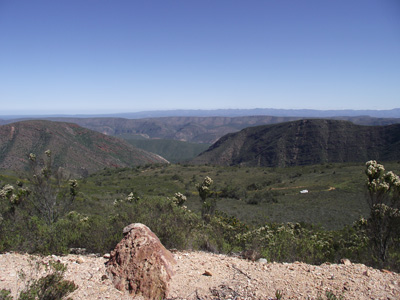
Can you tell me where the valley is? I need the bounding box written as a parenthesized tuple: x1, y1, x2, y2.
(1, 114, 400, 274)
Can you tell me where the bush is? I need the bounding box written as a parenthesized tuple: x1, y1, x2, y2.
(246, 190, 277, 205)
(109, 195, 203, 251)
(1, 259, 77, 300)
(365, 161, 400, 266)
(218, 185, 246, 200)
(0, 290, 12, 300)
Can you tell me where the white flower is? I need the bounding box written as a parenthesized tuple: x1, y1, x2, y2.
(69, 179, 78, 188)
(29, 153, 36, 162)
(0, 184, 15, 199)
(204, 176, 213, 186)
(385, 171, 400, 187)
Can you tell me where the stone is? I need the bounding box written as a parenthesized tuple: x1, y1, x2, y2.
(241, 249, 260, 261)
(106, 223, 176, 300)
(75, 257, 85, 264)
(101, 274, 108, 281)
(257, 258, 268, 264)
(103, 253, 111, 259)
(203, 270, 212, 276)
(340, 258, 351, 266)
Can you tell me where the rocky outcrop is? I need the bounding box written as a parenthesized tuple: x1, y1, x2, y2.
(106, 223, 176, 300)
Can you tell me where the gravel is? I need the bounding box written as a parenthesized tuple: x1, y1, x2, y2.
(1, 251, 399, 300)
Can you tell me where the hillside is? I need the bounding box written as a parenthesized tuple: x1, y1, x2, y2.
(0, 120, 168, 176)
(2, 115, 399, 145)
(123, 138, 210, 163)
(192, 119, 400, 167)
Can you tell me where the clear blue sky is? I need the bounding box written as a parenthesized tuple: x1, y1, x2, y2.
(0, 0, 399, 115)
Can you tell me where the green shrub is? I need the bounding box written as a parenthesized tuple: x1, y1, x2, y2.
(365, 161, 400, 266)
(109, 195, 203, 251)
(246, 190, 277, 205)
(218, 185, 246, 200)
(0, 290, 12, 300)
(3, 260, 77, 300)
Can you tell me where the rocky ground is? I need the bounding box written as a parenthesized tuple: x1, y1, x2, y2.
(0, 251, 399, 300)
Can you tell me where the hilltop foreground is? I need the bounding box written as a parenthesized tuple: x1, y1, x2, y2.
(1, 251, 398, 300)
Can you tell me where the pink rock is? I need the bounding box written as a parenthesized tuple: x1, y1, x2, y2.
(106, 223, 176, 300)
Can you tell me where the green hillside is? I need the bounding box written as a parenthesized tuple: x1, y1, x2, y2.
(123, 138, 210, 163)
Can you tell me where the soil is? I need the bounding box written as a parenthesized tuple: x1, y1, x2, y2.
(0, 251, 399, 300)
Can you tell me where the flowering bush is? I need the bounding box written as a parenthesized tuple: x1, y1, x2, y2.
(171, 192, 187, 207)
(365, 160, 400, 264)
(196, 176, 216, 222)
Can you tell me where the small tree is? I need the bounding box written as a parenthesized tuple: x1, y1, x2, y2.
(196, 176, 215, 222)
(25, 150, 78, 226)
(365, 160, 400, 264)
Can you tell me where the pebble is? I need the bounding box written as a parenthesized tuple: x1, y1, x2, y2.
(257, 258, 268, 264)
(76, 257, 85, 264)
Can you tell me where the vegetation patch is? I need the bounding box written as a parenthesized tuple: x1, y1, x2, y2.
(1, 151, 400, 272)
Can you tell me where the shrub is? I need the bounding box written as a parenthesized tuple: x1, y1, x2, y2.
(365, 160, 400, 265)
(109, 195, 202, 251)
(24, 150, 78, 226)
(0, 290, 12, 300)
(3, 259, 77, 300)
(218, 185, 246, 200)
(196, 176, 216, 222)
(246, 190, 277, 205)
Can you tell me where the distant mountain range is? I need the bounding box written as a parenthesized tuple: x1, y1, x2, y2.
(0, 120, 168, 176)
(1, 115, 399, 144)
(1, 108, 400, 120)
(106, 108, 400, 119)
(191, 119, 400, 167)
(1, 110, 400, 167)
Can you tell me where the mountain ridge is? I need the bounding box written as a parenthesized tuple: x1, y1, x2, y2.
(192, 119, 400, 167)
(0, 120, 168, 176)
(1, 115, 399, 144)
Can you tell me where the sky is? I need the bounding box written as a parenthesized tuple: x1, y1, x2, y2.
(0, 0, 399, 115)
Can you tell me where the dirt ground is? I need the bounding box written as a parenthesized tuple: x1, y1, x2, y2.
(0, 251, 399, 300)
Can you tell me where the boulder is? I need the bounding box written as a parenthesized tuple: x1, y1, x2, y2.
(106, 223, 176, 300)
